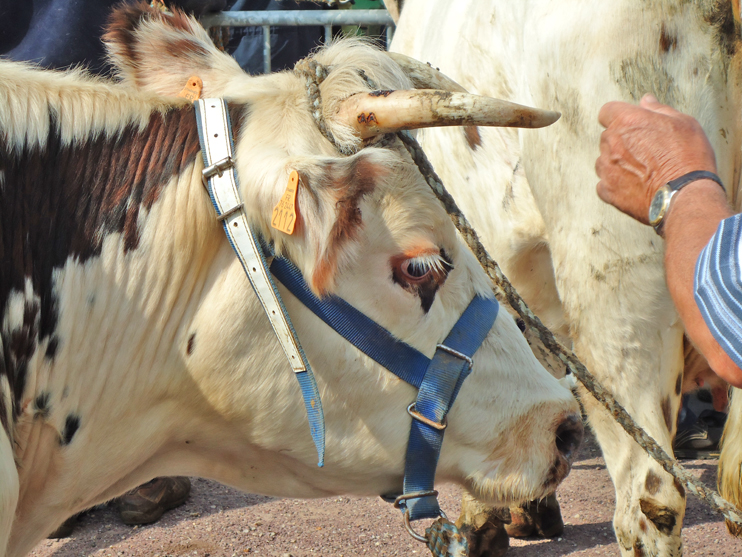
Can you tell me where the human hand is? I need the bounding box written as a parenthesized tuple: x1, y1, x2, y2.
(595, 94, 717, 224)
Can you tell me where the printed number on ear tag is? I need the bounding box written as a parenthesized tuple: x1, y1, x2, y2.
(271, 170, 299, 235)
(178, 76, 203, 102)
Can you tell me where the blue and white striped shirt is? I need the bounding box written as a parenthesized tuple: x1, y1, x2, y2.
(695, 214, 742, 368)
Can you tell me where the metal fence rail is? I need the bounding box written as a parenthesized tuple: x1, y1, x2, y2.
(201, 10, 394, 74)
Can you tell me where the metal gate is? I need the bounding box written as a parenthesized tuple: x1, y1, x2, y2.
(201, 9, 395, 74)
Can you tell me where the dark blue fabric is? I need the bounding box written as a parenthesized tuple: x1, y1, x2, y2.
(226, 0, 326, 75)
(0, 0, 231, 76)
(404, 296, 498, 520)
(270, 255, 499, 522)
(270, 256, 432, 388)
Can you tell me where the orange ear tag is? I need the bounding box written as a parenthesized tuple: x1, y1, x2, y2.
(177, 76, 203, 101)
(271, 170, 300, 235)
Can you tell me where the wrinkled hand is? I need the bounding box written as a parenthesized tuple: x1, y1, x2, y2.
(595, 94, 717, 224)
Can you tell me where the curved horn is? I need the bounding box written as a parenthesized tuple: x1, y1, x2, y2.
(335, 89, 561, 139)
(386, 52, 469, 92)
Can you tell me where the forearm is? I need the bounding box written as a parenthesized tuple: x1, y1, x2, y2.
(663, 180, 742, 386)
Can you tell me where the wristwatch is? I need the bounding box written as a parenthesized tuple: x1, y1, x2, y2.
(648, 170, 725, 235)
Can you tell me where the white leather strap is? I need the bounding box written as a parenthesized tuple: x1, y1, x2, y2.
(196, 99, 306, 372)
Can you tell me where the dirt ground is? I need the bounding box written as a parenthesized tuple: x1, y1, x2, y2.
(30, 431, 739, 557)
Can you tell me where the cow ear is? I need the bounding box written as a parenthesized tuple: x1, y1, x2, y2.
(103, 2, 242, 97)
(276, 150, 391, 296)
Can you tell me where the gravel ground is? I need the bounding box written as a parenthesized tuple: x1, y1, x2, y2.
(30, 431, 739, 557)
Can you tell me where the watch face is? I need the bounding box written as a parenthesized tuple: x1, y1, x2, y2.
(649, 186, 670, 226)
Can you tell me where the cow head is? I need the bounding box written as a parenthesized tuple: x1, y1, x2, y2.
(99, 4, 582, 507)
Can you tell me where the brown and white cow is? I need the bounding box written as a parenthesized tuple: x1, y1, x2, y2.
(0, 5, 583, 556)
(390, 0, 742, 554)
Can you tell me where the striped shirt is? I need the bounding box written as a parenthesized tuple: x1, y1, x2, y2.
(695, 214, 742, 368)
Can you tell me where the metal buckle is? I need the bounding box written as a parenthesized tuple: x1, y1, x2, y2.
(216, 203, 244, 221)
(393, 492, 446, 543)
(201, 156, 234, 186)
(436, 343, 473, 369)
(407, 402, 447, 430)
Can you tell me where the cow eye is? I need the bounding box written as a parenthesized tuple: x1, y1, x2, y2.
(398, 253, 453, 284)
(404, 260, 431, 279)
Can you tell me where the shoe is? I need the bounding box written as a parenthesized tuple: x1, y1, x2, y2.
(47, 514, 78, 538)
(673, 410, 726, 459)
(118, 477, 191, 525)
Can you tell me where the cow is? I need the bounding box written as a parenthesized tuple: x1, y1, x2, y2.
(389, 0, 742, 555)
(0, 4, 584, 556)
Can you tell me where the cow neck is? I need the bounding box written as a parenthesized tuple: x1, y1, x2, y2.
(193, 98, 326, 467)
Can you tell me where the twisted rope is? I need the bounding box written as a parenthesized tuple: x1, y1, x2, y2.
(397, 132, 742, 527)
(296, 58, 742, 528)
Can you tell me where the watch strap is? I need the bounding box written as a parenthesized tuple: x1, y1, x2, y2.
(667, 170, 725, 193)
(653, 170, 725, 235)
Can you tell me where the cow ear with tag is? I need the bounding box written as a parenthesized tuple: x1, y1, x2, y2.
(274, 151, 390, 297)
(103, 3, 241, 98)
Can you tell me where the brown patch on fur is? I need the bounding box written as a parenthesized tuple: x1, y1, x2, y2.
(644, 470, 662, 495)
(311, 155, 383, 294)
(659, 23, 678, 53)
(104, 2, 198, 86)
(633, 541, 645, 556)
(639, 499, 677, 535)
(675, 372, 682, 395)
(639, 518, 648, 533)
(167, 38, 210, 60)
(703, 0, 741, 57)
(673, 477, 685, 499)
(187, 333, 196, 356)
(660, 395, 673, 432)
(464, 126, 482, 150)
(1, 88, 246, 428)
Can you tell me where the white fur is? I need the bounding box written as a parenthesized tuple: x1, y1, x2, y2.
(0, 11, 581, 556)
(392, 0, 742, 554)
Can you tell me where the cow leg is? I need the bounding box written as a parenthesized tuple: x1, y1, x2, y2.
(719, 388, 742, 536)
(456, 491, 510, 557)
(0, 427, 19, 557)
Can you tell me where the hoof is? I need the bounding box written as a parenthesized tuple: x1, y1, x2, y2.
(118, 476, 191, 525)
(456, 495, 510, 557)
(726, 518, 742, 538)
(505, 493, 564, 539)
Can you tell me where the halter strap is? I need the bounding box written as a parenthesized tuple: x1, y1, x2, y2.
(194, 98, 325, 466)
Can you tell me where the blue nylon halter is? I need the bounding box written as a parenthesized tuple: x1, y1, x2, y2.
(270, 256, 499, 524)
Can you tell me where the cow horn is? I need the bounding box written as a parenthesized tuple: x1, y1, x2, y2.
(386, 52, 468, 92)
(335, 89, 561, 139)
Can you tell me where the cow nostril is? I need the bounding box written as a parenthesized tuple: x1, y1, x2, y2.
(555, 414, 584, 463)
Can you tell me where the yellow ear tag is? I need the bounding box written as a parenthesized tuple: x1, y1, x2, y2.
(271, 170, 300, 235)
(178, 76, 203, 102)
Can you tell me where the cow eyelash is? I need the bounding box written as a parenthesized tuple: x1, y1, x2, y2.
(401, 253, 453, 282)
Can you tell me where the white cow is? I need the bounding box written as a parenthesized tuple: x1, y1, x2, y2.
(0, 5, 583, 556)
(391, 0, 742, 555)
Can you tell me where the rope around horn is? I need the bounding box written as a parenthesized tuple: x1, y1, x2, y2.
(294, 58, 742, 529)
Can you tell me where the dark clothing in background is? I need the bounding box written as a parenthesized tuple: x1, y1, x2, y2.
(0, 0, 323, 77)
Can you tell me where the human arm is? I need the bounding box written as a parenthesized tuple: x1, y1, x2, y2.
(595, 94, 742, 387)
